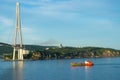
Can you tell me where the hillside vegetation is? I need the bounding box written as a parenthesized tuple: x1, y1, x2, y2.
(0, 42, 120, 60)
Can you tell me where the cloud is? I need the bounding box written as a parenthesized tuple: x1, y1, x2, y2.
(20, 0, 112, 22)
(0, 16, 14, 27)
(22, 26, 35, 34)
(19, 0, 52, 6)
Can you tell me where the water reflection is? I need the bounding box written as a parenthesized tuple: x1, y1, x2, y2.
(85, 66, 92, 70)
(85, 66, 92, 80)
(71, 65, 92, 70)
(13, 61, 24, 80)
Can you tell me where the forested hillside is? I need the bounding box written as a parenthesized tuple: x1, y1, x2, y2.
(0, 42, 120, 60)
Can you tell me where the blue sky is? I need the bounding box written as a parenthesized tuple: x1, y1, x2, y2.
(0, 0, 120, 49)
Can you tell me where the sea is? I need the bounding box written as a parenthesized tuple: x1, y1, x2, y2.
(0, 57, 120, 80)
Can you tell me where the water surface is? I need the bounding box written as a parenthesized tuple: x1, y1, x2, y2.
(0, 57, 120, 80)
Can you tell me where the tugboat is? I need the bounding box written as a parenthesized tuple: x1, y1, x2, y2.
(71, 60, 94, 67)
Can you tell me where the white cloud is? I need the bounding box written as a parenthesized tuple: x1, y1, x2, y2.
(20, 0, 112, 22)
(19, 0, 51, 6)
(22, 26, 35, 34)
(0, 16, 14, 27)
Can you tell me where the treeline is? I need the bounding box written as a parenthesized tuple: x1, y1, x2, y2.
(0, 42, 120, 60)
(0, 46, 13, 55)
(24, 47, 120, 60)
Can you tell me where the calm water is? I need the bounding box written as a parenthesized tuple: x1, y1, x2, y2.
(0, 57, 120, 80)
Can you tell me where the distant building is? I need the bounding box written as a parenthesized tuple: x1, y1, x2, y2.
(59, 44, 63, 48)
(45, 48, 49, 50)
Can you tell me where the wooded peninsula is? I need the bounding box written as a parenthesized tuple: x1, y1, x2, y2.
(0, 42, 120, 60)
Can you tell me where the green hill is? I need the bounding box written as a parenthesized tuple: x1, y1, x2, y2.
(0, 42, 120, 60)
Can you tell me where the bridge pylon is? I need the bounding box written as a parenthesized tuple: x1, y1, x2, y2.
(13, 2, 23, 60)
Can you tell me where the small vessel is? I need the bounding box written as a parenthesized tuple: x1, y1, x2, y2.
(71, 60, 94, 66)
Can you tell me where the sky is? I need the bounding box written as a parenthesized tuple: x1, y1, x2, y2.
(0, 0, 120, 49)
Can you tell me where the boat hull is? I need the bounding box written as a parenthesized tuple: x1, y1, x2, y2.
(71, 62, 85, 66)
(71, 60, 94, 67)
